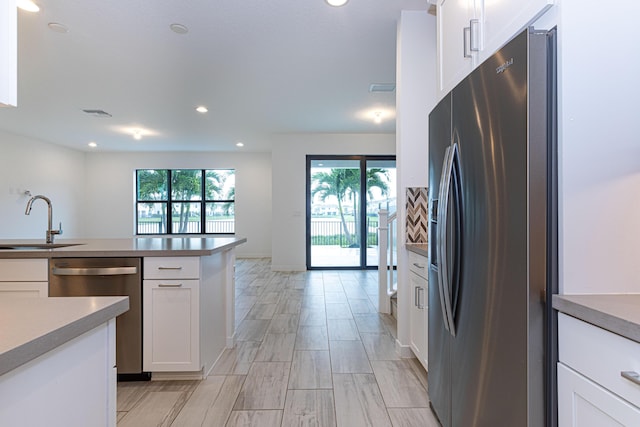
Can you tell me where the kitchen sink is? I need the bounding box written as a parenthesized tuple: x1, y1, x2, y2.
(0, 243, 84, 250)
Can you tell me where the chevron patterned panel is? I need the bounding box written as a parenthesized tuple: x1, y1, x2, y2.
(406, 187, 429, 243)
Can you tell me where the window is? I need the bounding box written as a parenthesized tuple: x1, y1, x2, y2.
(136, 169, 235, 235)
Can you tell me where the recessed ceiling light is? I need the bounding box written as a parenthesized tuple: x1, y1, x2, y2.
(236, 142, 244, 147)
(133, 129, 143, 140)
(374, 111, 383, 124)
(170, 23, 189, 34)
(48, 22, 69, 33)
(17, 0, 39, 12)
(88, 142, 97, 148)
(196, 106, 208, 113)
(326, 0, 348, 6)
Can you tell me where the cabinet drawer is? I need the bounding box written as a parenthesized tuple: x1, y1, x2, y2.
(144, 257, 200, 279)
(559, 313, 640, 407)
(0, 259, 48, 281)
(408, 251, 428, 279)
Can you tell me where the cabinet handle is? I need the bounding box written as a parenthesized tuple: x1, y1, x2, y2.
(469, 19, 480, 52)
(417, 287, 425, 309)
(158, 283, 183, 288)
(158, 266, 183, 270)
(414, 286, 419, 307)
(463, 26, 471, 58)
(621, 371, 640, 387)
(413, 263, 425, 269)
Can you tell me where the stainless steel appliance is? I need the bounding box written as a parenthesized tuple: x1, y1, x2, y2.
(49, 257, 146, 379)
(428, 28, 558, 426)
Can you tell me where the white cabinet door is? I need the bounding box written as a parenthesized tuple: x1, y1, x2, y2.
(482, 0, 553, 63)
(0, 282, 47, 297)
(409, 271, 428, 369)
(437, 0, 479, 95)
(558, 363, 640, 427)
(143, 279, 200, 372)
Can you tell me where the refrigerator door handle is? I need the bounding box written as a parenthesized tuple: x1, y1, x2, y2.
(437, 144, 458, 336)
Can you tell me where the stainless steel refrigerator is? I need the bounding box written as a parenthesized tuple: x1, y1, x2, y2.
(428, 28, 558, 427)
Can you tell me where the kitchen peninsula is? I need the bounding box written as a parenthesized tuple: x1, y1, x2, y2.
(0, 237, 246, 379)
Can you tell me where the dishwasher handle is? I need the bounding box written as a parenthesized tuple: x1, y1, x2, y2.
(52, 266, 138, 276)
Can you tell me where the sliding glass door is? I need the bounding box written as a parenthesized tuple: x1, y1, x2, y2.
(307, 155, 396, 269)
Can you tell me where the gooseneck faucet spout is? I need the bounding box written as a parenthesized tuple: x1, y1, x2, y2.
(25, 195, 63, 244)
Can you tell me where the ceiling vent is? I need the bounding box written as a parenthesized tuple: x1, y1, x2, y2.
(369, 83, 396, 93)
(82, 109, 112, 118)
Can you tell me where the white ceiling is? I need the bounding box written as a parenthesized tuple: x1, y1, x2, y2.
(0, 0, 429, 152)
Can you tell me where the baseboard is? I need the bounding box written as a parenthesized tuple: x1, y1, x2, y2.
(270, 264, 307, 272)
(150, 370, 204, 381)
(395, 339, 415, 359)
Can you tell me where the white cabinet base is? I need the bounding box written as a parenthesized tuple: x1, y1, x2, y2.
(558, 363, 640, 427)
(0, 320, 116, 427)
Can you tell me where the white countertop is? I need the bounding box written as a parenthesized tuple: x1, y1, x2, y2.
(0, 296, 129, 376)
(553, 294, 640, 343)
(0, 237, 247, 259)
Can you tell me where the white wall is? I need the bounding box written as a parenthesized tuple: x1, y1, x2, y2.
(395, 11, 436, 354)
(83, 151, 272, 258)
(0, 132, 86, 239)
(271, 133, 395, 271)
(536, 1, 640, 294)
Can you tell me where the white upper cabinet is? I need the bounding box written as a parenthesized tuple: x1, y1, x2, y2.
(437, 0, 482, 96)
(437, 0, 554, 97)
(0, 0, 17, 107)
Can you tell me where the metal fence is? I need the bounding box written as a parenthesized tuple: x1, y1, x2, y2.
(310, 218, 379, 246)
(137, 220, 235, 234)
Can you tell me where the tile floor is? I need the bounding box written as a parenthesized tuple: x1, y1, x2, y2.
(116, 258, 440, 426)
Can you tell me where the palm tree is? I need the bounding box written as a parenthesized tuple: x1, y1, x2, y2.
(311, 167, 389, 247)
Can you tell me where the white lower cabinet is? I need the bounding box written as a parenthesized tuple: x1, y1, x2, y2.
(143, 279, 199, 372)
(408, 251, 428, 370)
(558, 313, 640, 426)
(0, 258, 48, 297)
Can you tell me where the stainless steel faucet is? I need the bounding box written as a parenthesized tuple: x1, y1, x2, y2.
(25, 195, 63, 244)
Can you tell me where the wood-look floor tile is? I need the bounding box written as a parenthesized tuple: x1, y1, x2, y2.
(267, 314, 299, 334)
(118, 391, 185, 427)
(329, 340, 372, 373)
(324, 292, 348, 304)
(211, 341, 260, 375)
(246, 303, 277, 320)
(258, 291, 282, 304)
(169, 375, 225, 426)
(348, 298, 377, 314)
(288, 350, 332, 389)
(295, 325, 329, 350)
(235, 319, 270, 342)
(388, 408, 441, 427)
(371, 360, 429, 408)
(233, 362, 290, 410)
(360, 332, 400, 361)
(226, 410, 283, 427)
(254, 333, 296, 362)
(353, 314, 389, 334)
(197, 375, 246, 427)
(333, 373, 392, 427)
(275, 297, 302, 314)
(327, 318, 360, 341)
(299, 308, 326, 326)
(326, 303, 353, 320)
(282, 390, 336, 427)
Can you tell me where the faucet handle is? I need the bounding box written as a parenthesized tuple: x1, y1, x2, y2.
(52, 222, 63, 235)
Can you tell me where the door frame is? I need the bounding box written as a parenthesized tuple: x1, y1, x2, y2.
(306, 154, 396, 270)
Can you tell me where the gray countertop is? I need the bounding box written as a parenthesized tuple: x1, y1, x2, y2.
(406, 244, 429, 258)
(0, 296, 129, 376)
(553, 294, 640, 343)
(0, 237, 247, 258)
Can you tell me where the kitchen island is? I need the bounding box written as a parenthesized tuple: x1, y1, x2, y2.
(0, 237, 247, 380)
(0, 296, 128, 427)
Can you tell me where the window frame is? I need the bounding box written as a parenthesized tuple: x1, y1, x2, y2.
(135, 168, 235, 235)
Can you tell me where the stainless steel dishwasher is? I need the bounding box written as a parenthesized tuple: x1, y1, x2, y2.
(49, 257, 147, 380)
